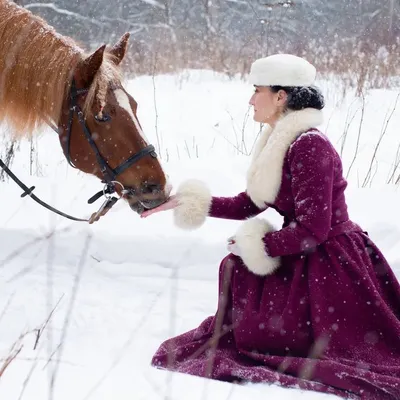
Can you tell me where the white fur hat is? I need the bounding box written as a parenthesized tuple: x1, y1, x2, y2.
(249, 54, 316, 87)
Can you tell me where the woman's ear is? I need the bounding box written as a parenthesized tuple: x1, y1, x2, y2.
(276, 89, 288, 105)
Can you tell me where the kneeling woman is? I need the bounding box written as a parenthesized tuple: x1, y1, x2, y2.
(143, 54, 400, 400)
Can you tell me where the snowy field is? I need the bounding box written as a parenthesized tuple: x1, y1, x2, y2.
(0, 70, 399, 399)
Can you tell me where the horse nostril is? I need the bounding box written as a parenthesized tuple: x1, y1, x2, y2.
(141, 183, 162, 195)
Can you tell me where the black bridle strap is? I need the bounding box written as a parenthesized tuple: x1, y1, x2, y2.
(0, 158, 88, 222)
(73, 107, 116, 183)
(65, 100, 77, 169)
(68, 80, 157, 185)
(113, 145, 157, 176)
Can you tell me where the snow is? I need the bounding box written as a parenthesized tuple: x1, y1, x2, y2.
(0, 69, 399, 399)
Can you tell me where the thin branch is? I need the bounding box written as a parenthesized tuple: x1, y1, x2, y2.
(49, 233, 92, 395)
(0, 346, 22, 377)
(261, 1, 295, 8)
(0, 227, 71, 270)
(17, 345, 46, 400)
(346, 93, 365, 179)
(23, 3, 104, 26)
(139, 0, 166, 9)
(226, 0, 247, 4)
(339, 99, 360, 158)
(152, 54, 162, 157)
(211, 125, 248, 156)
(362, 92, 400, 187)
(245, 0, 260, 18)
(34, 294, 64, 350)
(0, 330, 39, 379)
(387, 142, 400, 184)
(7, 246, 45, 283)
(0, 293, 15, 326)
(82, 246, 194, 400)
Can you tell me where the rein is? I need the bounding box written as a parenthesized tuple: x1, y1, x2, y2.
(0, 157, 89, 222)
(0, 80, 158, 224)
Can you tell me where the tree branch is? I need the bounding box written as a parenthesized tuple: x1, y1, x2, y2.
(23, 3, 104, 26)
(139, 0, 166, 10)
(261, 1, 295, 8)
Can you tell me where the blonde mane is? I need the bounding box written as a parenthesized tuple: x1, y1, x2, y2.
(0, 0, 121, 138)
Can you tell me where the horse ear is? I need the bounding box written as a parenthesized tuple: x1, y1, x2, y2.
(78, 45, 106, 87)
(109, 32, 130, 65)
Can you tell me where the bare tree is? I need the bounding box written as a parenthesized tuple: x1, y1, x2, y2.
(9, 0, 399, 85)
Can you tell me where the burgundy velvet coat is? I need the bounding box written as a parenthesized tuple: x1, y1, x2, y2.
(151, 108, 400, 399)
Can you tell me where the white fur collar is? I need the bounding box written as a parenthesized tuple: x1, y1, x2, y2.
(246, 108, 324, 208)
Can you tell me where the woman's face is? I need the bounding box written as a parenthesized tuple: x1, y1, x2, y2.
(249, 86, 287, 125)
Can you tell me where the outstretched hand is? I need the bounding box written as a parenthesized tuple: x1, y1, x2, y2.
(140, 195, 179, 218)
(227, 236, 241, 256)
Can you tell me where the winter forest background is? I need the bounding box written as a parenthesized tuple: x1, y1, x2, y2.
(12, 0, 400, 90)
(3, 0, 399, 181)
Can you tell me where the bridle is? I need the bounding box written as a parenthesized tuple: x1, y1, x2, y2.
(0, 79, 160, 223)
(64, 80, 158, 204)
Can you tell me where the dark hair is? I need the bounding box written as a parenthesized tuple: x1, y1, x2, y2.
(270, 85, 325, 111)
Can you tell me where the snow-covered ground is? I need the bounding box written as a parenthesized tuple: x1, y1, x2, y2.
(0, 70, 399, 399)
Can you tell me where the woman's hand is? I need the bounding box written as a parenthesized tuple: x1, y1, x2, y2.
(227, 236, 241, 256)
(140, 195, 179, 218)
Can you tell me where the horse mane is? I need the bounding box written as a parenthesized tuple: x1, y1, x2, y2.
(0, 0, 121, 138)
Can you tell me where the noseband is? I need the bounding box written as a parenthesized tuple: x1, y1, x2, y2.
(63, 80, 158, 204)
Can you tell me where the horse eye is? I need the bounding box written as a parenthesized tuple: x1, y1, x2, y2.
(94, 113, 111, 123)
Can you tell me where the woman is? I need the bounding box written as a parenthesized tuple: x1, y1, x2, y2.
(142, 54, 400, 399)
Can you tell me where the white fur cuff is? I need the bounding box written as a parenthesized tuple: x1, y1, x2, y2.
(235, 218, 280, 276)
(173, 179, 212, 230)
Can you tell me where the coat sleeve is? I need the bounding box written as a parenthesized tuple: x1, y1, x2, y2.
(173, 179, 267, 230)
(209, 192, 266, 220)
(262, 133, 335, 257)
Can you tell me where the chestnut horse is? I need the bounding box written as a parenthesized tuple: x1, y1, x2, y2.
(0, 0, 169, 218)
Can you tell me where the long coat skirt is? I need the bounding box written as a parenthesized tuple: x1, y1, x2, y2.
(151, 130, 400, 399)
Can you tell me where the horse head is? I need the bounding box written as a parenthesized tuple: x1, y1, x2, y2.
(58, 33, 169, 214)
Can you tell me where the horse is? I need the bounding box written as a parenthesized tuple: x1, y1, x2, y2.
(0, 0, 169, 218)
